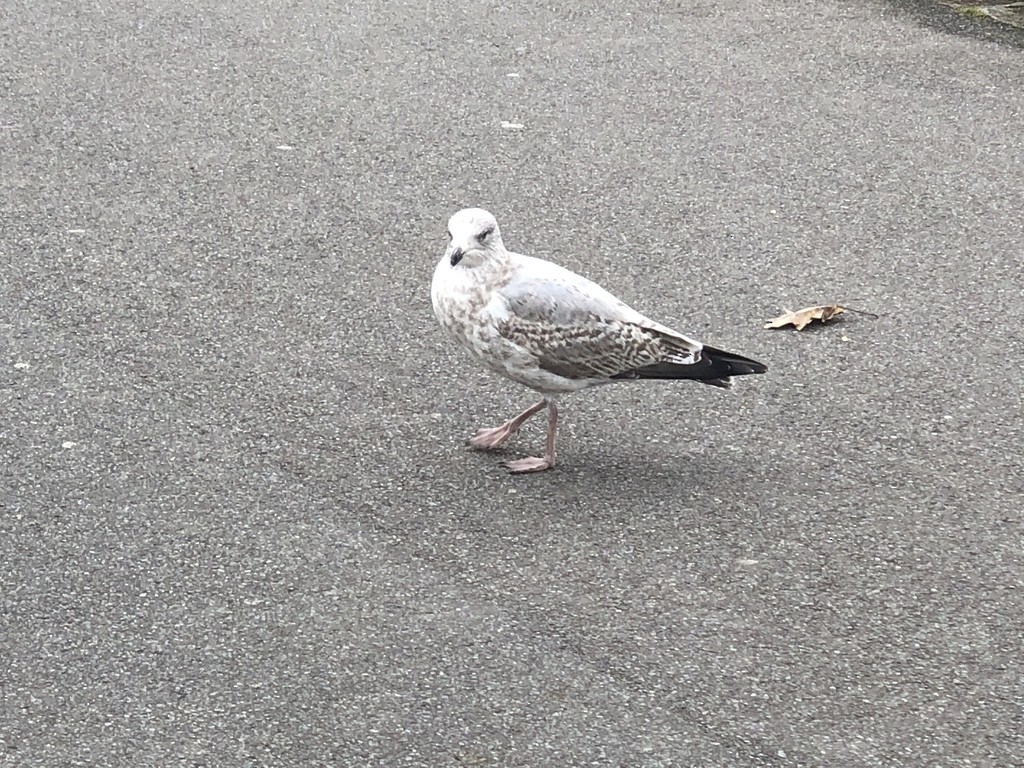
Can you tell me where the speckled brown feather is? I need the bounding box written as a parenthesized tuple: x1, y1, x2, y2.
(498, 314, 693, 380)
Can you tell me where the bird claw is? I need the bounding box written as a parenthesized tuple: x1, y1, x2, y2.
(505, 456, 554, 474)
(468, 425, 513, 451)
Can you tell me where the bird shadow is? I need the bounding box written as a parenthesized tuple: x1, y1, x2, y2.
(469, 441, 773, 524)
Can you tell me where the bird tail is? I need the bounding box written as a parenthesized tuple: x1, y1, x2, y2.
(612, 345, 767, 389)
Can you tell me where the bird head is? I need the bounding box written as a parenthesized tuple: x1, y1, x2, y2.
(444, 208, 506, 268)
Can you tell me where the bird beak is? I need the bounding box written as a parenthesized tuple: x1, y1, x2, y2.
(449, 247, 465, 267)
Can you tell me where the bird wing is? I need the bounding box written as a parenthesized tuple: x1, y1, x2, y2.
(495, 255, 703, 380)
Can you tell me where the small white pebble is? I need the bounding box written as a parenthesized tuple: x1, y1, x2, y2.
(275, 144, 295, 151)
(737, 558, 759, 566)
(61, 441, 77, 449)
(13, 362, 30, 370)
(66, 228, 86, 234)
(841, 335, 850, 342)
(500, 121, 524, 130)
(506, 72, 520, 78)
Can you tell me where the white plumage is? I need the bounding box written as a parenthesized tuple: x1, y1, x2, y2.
(431, 208, 766, 474)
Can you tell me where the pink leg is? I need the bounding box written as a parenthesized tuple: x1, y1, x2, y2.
(468, 398, 547, 451)
(506, 400, 558, 474)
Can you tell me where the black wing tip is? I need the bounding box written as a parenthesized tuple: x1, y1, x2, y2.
(611, 346, 767, 383)
(701, 345, 767, 375)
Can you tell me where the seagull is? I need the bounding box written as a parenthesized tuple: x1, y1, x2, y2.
(431, 208, 767, 474)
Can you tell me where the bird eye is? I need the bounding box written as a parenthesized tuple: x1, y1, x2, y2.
(478, 226, 495, 242)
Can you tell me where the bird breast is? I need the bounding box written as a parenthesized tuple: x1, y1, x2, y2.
(432, 258, 506, 348)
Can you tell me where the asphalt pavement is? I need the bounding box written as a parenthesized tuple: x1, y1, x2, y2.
(2, 1, 1023, 765)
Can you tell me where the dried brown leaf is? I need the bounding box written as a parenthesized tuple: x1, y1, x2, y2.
(764, 305, 847, 331)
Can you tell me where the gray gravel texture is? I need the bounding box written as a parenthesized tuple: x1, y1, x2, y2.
(2, 1, 1023, 766)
